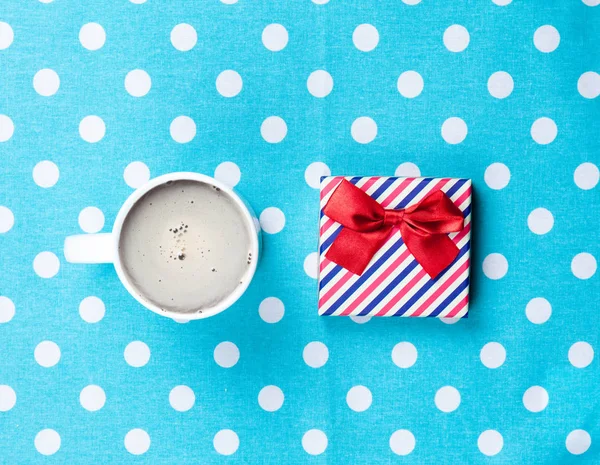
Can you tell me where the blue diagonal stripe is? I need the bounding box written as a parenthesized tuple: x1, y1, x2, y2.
(444, 178, 468, 199)
(427, 276, 470, 318)
(320, 238, 406, 315)
(391, 241, 470, 316)
(357, 259, 419, 316)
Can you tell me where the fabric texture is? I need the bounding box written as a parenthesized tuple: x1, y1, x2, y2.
(1, 0, 599, 464)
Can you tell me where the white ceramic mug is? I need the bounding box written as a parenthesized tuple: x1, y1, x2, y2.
(64, 172, 260, 320)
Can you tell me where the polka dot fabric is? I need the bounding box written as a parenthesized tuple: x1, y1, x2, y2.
(0, 1, 597, 464)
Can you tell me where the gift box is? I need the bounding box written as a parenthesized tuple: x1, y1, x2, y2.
(317, 176, 472, 318)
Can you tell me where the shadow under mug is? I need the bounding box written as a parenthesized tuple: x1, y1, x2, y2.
(64, 172, 261, 320)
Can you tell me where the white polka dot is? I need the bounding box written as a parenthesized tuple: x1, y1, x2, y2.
(441, 117, 467, 144)
(216, 70, 243, 97)
(522, 386, 548, 413)
(534, 25, 560, 53)
(304, 252, 319, 279)
(79, 23, 106, 51)
(435, 386, 461, 412)
(302, 429, 328, 455)
(124, 69, 151, 97)
(124, 161, 150, 188)
(568, 342, 594, 368)
(169, 385, 195, 412)
(312, 0, 329, 3)
(390, 430, 415, 456)
(525, 298, 551, 324)
(353, 24, 379, 52)
(33, 69, 60, 97)
(214, 341, 239, 368)
(33, 252, 60, 278)
(35, 429, 61, 456)
(395, 162, 421, 177)
(0, 22, 14, 50)
(214, 161, 241, 187)
(262, 24, 288, 52)
(392, 342, 418, 368)
(34, 341, 60, 368)
(79, 296, 105, 323)
(261, 116, 287, 143)
(571, 253, 597, 280)
(487, 71, 513, 99)
(484, 163, 510, 190)
(39, 0, 54, 3)
(170, 23, 197, 51)
(482, 253, 508, 280)
(79, 115, 105, 143)
(78, 207, 105, 233)
(220, 0, 238, 3)
(480, 342, 506, 369)
(443, 25, 470, 52)
(33, 161, 59, 188)
(0, 385, 16, 411)
(170, 116, 196, 144)
(259, 207, 285, 234)
(351, 116, 377, 144)
(397, 71, 424, 98)
(303, 341, 328, 368)
(307, 70, 334, 98)
(527, 208, 554, 235)
(440, 317, 461, 324)
(402, 0, 421, 4)
(124, 429, 150, 455)
(0, 296, 15, 323)
(531, 117, 557, 145)
(492, 0, 512, 5)
(582, 0, 600, 5)
(124, 341, 150, 368)
(213, 430, 239, 455)
(478, 430, 503, 456)
(350, 315, 372, 324)
(304, 162, 331, 189)
(346, 385, 372, 412)
(0, 115, 15, 142)
(129, 0, 147, 3)
(79, 385, 106, 412)
(577, 72, 600, 99)
(258, 385, 284, 412)
(0, 206, 14, 233)
(566, 430, 592, 455)
(259, 297, 284, 323)
(574, 162, 599, 190)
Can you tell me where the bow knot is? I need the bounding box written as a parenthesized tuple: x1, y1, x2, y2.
(383, 209, 405, 226)
(323, 179, 464, 278)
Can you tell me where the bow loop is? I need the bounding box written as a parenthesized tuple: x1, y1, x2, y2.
(323, 179, 464, 278)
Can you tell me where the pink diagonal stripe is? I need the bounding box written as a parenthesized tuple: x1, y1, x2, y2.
(409, 259, 470, 317)
(339, 248, 412, 316)
(444, 293, 469, 318)
(320, 177, 343, 200)
(318, 269, 355, 309)
(374, 268, 428, 316)
(379, 178, 414, 208)
(375, 223, 471, 317)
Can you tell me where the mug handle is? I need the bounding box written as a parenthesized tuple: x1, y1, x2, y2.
(64, 234, 114, 264)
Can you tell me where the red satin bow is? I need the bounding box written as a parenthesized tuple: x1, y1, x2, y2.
(323, 180, 464, 278)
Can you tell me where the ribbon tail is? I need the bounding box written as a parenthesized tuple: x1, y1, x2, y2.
(401, 224, 460, 279)
(326, 227, 392, 275)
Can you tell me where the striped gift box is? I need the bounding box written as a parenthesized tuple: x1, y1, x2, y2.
(318, 176, 471, 318)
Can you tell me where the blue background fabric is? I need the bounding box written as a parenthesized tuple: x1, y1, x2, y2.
(0, 0, 599, 463)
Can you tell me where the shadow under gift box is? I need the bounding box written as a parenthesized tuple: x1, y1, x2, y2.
(317, 176, 472, 319)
